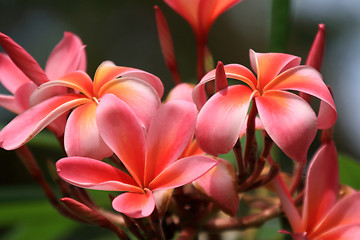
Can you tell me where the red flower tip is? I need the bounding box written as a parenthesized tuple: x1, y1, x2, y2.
(215, 61, 228, 92)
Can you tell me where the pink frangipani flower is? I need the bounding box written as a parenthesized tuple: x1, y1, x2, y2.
(56, 96, 218, 218)
(164, 0, 242, 79)
(275, 141, 360, 239)
(193, 50, 337, 163)
(0, 61, 163, 160)
(0, 32, 86, 135)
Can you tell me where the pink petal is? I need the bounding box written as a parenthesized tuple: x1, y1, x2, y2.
(255, 90, 317, 163)
(311, 192, 360, 237)
(306, 24, 326, 71)
(98, 78, 161, 129)
(149, 155, 218, 190)
(195, 85, 254, 156)
(0, 32, 48, 86)
(144, 100, 198, 185)
(94, 62, 163, 98)
(0, 94, 89, 150)
(164, 0, 198, 33)
(45, 32, 87, 80)
(215, 61, 228, 92)
(64, 102, 113, 160)
(96, 94, 146, 187)
(0, 53, 32, 94)
(193, 64, 256, 109)
(112, 188, 155, 218)
(166, 83, 195, 103)
(302, 141, 339, 233)
(199, 0, 242, 35)
(0, 94, 23, 114)
(314, 224, 360, 240)
(193, 159, 239, 216)
(249, 50, 301, 91)
(30, 71, 94, 106)
(154, 189, 173, 217)
(264, 66, 336, 129)
(56, 157, 140, 192)
(14, 82, 37, 112)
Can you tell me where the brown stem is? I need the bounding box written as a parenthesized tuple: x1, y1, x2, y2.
(243, 101, 258, 173)
(233, 139, 245, 183)
(245, 162, 280, 191)
(149, 208, 166, 240)
(289, 162, 305, 194)
(238, 157, 266, 191)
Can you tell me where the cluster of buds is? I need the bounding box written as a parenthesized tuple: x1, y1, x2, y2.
(1, 0, 360, 239)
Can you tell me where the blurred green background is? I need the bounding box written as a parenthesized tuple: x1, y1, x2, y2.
(0, 0, 360, 239)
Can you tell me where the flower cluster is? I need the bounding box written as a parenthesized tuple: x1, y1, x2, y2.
(1, 1, 359, 239)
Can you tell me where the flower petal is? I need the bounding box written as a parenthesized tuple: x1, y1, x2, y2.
(94, 62, 163, 98)
(149, 155, 218, 190)
(45, 32, 87, 80)
(306, 24, 326, 71)
(314, 224, 360, 240)
(99, 78, 161, 129)
(302, 141, 339, 233)
(195, 85, 254, 156)
(264, 66, 336, 129)
(56, 157, 140, 192)
(112, 188, 155, 218)
(193, 159, 239, 216)
(165, 83, 195, 102)
(64, 102, 113, 160)
(0, 94, 23, 114)
(96, 94, 146, 187)
(249, 50, 301, 90)
(0, 32, 48, 85)
(164, 0, 198, 32)
(255, 90, 317, 163)
(0, 94, 88, 150)
(30, 71, 94, 105)
(144, 100, 198, 185)
(0, 53, 32, 94)
(193, 64, 256, 109)
(311, 192, 360, 237)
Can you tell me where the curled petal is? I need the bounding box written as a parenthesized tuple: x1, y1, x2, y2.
(0, 94, 88, 150)
(56, 157, 140, 192)
(96, 94, 146, 187)
(145, 100, 198, 184)
(195, 85, 254, 156)
(94, 62, 163, 98)
(193, 64, 256, 109)
(312, 192, 360, 237)
(306, 24, 326, 71)
(250, 50, 301, 90)
(256, 90, 317, 163)
(99, 78, 161, 129)
(193, 159, 239, 216)
(64, 102, 113, 160)
(112, 188, 155, 218)
(149, 155, 218, 190)
(0, 32, 48, 85)
(45, 32, 87, 80)
(302, 141, 339, 233)
(0, 53, 32, 94)
(264, 66, 336, 129)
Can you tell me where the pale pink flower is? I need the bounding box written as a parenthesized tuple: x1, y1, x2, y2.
(193, 50, 337, 163)
(0, 32, 86, 135)
(56, 97, 218, 218)
(0, 61, 163, 160)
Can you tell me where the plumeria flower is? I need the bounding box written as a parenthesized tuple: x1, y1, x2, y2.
(0, 32, 86, 135)
(0, 61, 163, 160)
(275, 141, 360, 239)
(193, 50, 337, 163)
(164, 0, 242, 79)
(56, 96, 218, 218)
(166, 84, 239, 215)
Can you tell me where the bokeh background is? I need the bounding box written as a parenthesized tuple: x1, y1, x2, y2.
(0, 0, 359, 239)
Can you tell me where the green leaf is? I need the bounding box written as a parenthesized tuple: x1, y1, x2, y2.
(338, 153, 360, 189)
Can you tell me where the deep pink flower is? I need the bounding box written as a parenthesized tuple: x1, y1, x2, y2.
(56, 96, 218, 218)
(0, 32, 86, 135)
(0, 61, 163, 160)
(275, 141, 360, 239)
(193, 50, 337, 163)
